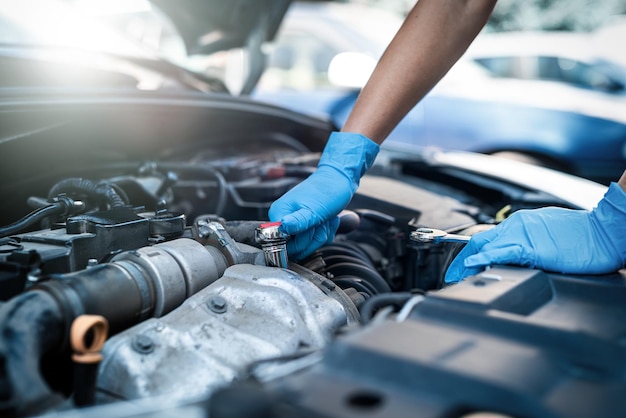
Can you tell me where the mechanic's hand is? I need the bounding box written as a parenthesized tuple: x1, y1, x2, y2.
(445, 182, 626, 284)
(269, 132, 379, 260)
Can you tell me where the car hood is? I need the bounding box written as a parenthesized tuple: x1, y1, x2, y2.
(150, 0, 292, 55)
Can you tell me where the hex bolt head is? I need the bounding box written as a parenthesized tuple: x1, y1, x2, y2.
(132, 335, 155, 354)
(208, 296, 227, 314)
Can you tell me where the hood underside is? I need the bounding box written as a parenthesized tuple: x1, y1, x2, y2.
(149, 0, 292, 55)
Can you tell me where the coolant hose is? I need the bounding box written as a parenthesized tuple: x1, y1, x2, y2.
(0, 291, 67, 417)
(0, 237, 232, 417)
(37, 238, 229, 333)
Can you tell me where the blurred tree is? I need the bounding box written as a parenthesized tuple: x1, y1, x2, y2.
(487, 0, 626, 31)
(346, 0, 414, 15)
(344, 0, 626, 31)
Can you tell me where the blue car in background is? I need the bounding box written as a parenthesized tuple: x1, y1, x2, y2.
(253, 1, 626, 184)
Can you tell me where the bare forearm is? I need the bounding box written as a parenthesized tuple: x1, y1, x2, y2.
(342, 0, 496, 143)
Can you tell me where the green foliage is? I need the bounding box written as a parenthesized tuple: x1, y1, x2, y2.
(488, 0, 626, 32)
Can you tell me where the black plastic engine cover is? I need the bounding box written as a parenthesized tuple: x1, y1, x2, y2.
(269, 267, 626, 418)
(0, 207, 153, 298)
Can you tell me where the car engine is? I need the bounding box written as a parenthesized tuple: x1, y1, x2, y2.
(0, 94, 624, 418)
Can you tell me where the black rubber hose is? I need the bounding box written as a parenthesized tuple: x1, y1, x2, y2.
(0, 263, 160, 417)
(0, 265, 151, 418)
(0, 237, 228, 416)
(37, 263, 157, 335)
(359, 292, 415, 324)
(0, 291, 67, 417)
(47, 178, 126, 209)
(332, 277, 379, 299)
(324, 261, 391, 294)
(0, 203, 66, 238)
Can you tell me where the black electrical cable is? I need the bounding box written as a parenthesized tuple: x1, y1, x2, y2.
(359, 292, 416, 324)
(47, 178, 126, 208)
(0, 203, 66, 238)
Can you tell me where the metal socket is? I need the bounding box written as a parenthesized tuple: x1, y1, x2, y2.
(255, 222, 289, 268)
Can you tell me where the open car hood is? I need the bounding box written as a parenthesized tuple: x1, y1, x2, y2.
(150, 0, 292, 55)
(150, 0, 291, 93)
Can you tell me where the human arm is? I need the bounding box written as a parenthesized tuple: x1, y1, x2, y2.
(444, 170, 626, 284)
(269, 0, 497, 260)
(343, 0, 497, 143)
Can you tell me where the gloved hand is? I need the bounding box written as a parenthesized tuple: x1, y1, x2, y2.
(445, 182, 626, 284)
(269, 132, 379, 260)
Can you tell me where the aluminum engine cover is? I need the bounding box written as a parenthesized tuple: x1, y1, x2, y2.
(96, 264, 350, 403)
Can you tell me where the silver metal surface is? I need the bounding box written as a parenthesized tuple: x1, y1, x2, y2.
(255, 222, 289, 268)
(410, 227, 471, 244)
(97, 264, 351, 404)
(110, 238, 228, 316)
(195, 220, 264, 266)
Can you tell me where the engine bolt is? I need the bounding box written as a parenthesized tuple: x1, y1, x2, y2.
(131, 335, 154, 354)
(208, 296, 227, 314)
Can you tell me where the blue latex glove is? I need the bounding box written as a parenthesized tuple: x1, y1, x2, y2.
(445, 182, 626, 284)
(269, 132, 379, 260)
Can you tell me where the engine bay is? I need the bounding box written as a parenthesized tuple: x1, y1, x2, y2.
(0, 94, 624, 418)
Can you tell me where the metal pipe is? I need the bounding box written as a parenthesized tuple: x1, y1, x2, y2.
(0, 237, 232, 417)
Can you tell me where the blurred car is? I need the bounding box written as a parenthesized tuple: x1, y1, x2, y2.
(253, 1, 626, 184)
(466, 31, 626, 95)
(0, 1, 625, 418)
(593, 15, 626, 68)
